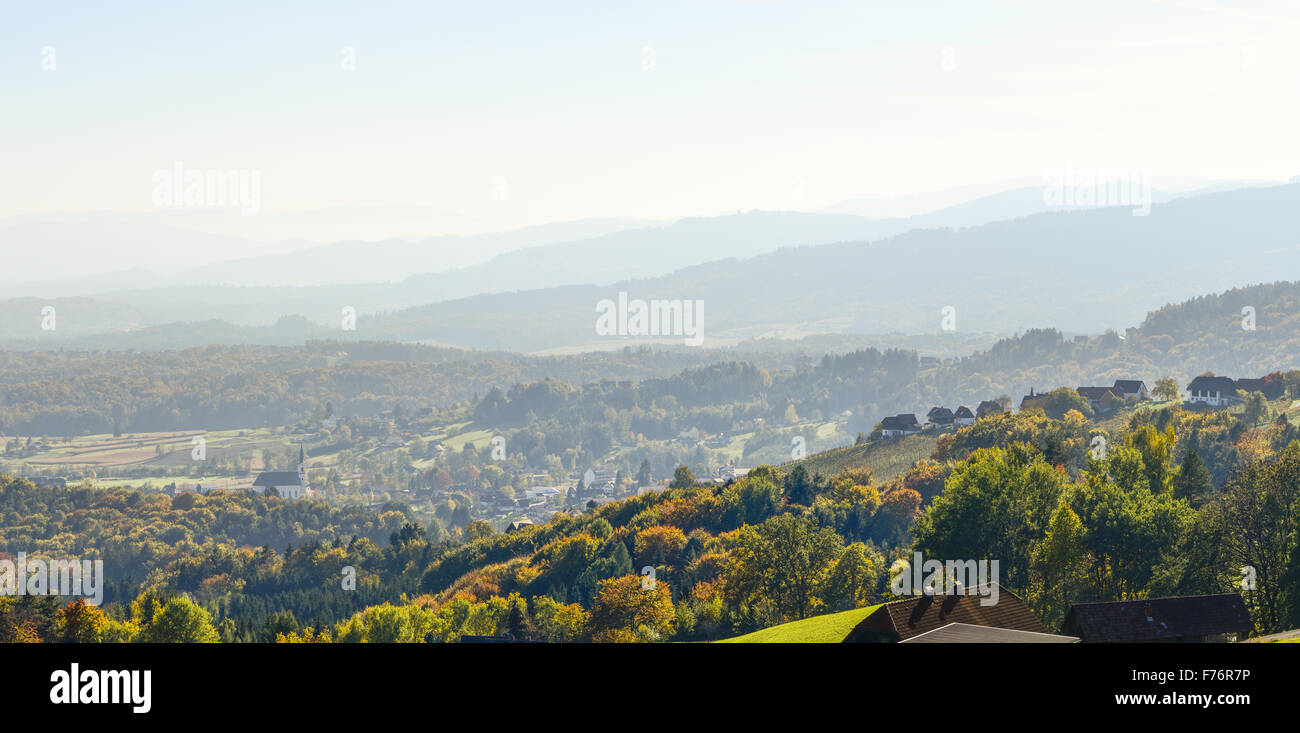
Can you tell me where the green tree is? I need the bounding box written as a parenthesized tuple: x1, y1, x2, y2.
(1028, 503, 1090, 629)
(1126, 424, 1175, 494)
(819, 542, 881, 611)
(1241, 391, 1269, 426)
(262, 610, 299, 643)
(138, 596, 220, 643)
(1035, 387, 1094, 420)
(669, 465, 696, 489)
(911, 444, 1064, 590)
(1214, 442, 1300, 633)
(783, 464, 818, 505)
(725, 514, 844, 622)
(1172, 448, 1213, 504)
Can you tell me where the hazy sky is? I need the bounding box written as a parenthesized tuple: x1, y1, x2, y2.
(3, 0, 1298, 234)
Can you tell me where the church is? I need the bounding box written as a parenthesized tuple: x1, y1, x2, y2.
(251, 447, 310, 500)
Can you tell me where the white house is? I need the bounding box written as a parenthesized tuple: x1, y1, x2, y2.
(880, 414, 922, 438)
(926, 407, 955, 427)
(1112, 380, 1150, 401)
(1186, 376, 1238, 407)
(953, 406, 976, 426)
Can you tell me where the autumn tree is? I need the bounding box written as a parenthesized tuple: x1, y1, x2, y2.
(56, 598, 106, 643)
(590, 574, 675, 641)
(531, 596, 590, 642)
(1153, 377, 1180, 402)
(633, 525, 688, 569)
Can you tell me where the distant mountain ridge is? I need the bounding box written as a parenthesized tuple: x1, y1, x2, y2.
(0, 183, 1103, 338)
(4, 182, 1297, 350)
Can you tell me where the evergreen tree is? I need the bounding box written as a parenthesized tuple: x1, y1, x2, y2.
(636, 459, 653, 486)
(1173, 448, 1213, 504)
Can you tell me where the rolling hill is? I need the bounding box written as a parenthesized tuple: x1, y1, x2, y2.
(713, 603, 882, 643)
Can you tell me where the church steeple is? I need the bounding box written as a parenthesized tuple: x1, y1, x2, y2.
(298, 446, 307, 487)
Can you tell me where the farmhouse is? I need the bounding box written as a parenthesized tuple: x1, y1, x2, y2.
(843, 586, 1047, 643)
(976, 400, 1005, 419)
(925, 407, 954, 427)
(1112, 379, 1149, 400)
(1235, 374, 1285, 400)
(251, 447, 310, 500)
(879, 414, 921, 438)
(1186, 375, 1239, 407)
(953, 406, 975, 426)
(1018, 389, 1045, 411)
(1076, 386, 1124, 411)
(1062, 594, 1253, 643)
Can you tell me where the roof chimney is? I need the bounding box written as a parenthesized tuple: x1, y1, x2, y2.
(908, 595, 934, 628)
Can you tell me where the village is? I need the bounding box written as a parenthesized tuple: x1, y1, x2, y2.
(875, 372, 1288, 438)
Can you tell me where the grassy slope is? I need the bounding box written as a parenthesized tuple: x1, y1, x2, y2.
(713, 603, 881, 643)
(784, 432, 938, 482)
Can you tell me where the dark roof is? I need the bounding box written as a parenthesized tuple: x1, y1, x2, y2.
(1077, 386, 1123, 401)
(844, 586, 1047, 642)
(458, 634, 543, 643)
(880, 414, 921, 431)
(1187, 375, 1236, 393)
(1063, 594, 1253, 643)
(1113, 380, 1146, 393)
(927, 407, 954, 422)
(953, 406, 975, 419)
(1234, 376, 1284, 398)
(976, 400, 1005, 416)
(252, 471, 302, 487)
(1019, 392, 1046, 408)
(900, 622, 1079, 644)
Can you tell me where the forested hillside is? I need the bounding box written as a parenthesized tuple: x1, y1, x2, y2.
(7, 281, 1300, 446)
(7, 390, 1300, 643)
